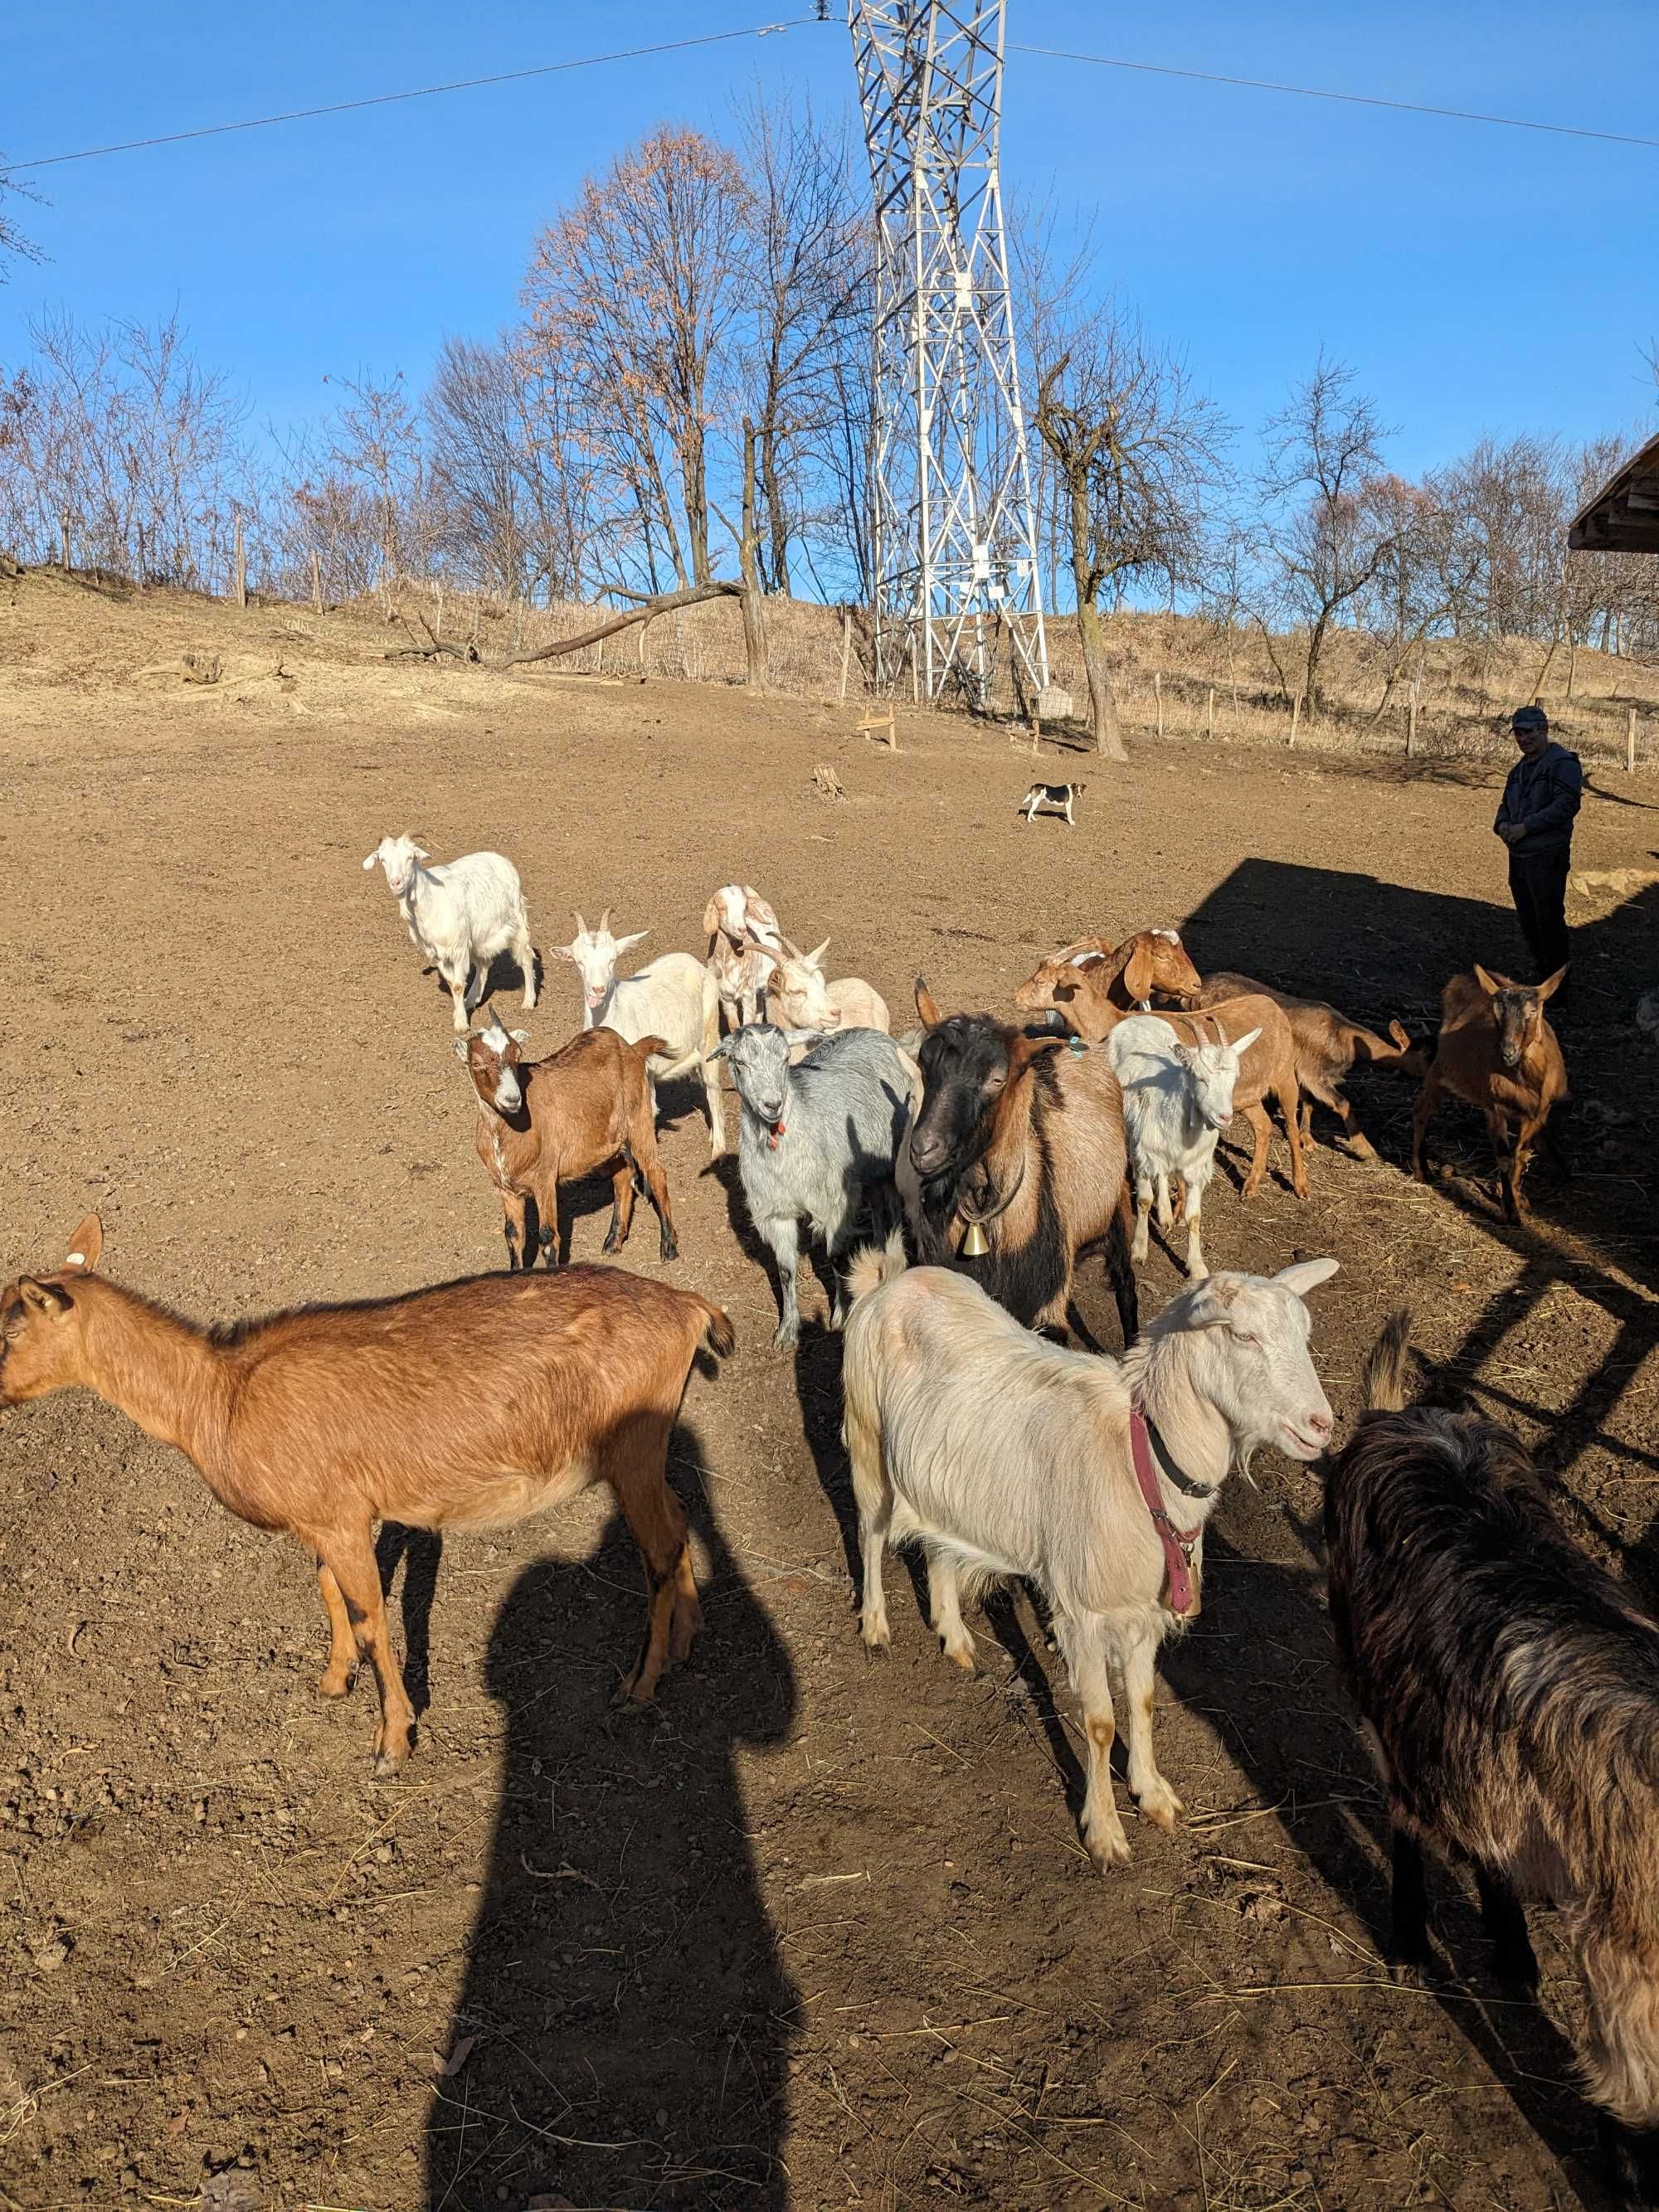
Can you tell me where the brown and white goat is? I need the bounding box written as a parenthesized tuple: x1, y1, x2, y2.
(704, 883, 783, 1031)
(763, 933, 891, 1036)
(1013, 928, 1204, 1036)
(458, 1009, 679, 1268)
(1326, 1311, 1659, 2207)
(1179, 972, 1415, 1161)
(0, 1216, 732, 1774)
(1411, 965, 1568, 1220)
(905, 980, 1139, 1345)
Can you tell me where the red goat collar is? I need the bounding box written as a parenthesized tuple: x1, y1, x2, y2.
(1130, 1407, 1203, 1617)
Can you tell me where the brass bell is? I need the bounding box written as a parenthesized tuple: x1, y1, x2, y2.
(960, 1219, 990, 1258)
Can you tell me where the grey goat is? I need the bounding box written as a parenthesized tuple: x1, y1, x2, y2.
(709, 1023, 914, 1347)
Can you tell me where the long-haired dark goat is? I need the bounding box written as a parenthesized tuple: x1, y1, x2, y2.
(906, 980, 1139, 1345)
(1326, 1312, 1659, 2206)
(0, 1215, 732, 1776)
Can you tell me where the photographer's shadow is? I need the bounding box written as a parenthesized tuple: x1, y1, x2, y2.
(425, 1456, 799, 2208)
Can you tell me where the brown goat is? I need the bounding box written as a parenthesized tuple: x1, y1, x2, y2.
(1326, 1311, 1659, 2205)
(1012, 927, 1204, 1034)
(906, 981, 1139, 1344)
(1178, 971, 1415, 1161)
(1412, 965, 1568, 1220)
(458, 1011, 679, 1268)
(0, 1215, 733, 1774)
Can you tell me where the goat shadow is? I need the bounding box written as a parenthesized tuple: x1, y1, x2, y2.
(422, 1443, 800, 2209)
(1160, 1505, 1615, 2209)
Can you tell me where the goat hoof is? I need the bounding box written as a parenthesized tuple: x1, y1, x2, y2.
(1136, 1782, 1185, 1830)
(941, 1640, 977, 1674)
(861, 1623, 892, 1656)
(1086, 1828, 1132, 1872)
(660, 1237, 679, 1262)
(772, 1324, 800, 1350)
(317, 1669, 353, 1700)
(372, 1748, 408, 1782)
(601, 1231, 621, 1255)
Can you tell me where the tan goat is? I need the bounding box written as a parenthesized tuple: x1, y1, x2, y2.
(1180, 971, 1416, 1161)
(0, 1216, 732, 1774)
(1411, 965, 1568, 1219)
(458, 1009, 679, 1267)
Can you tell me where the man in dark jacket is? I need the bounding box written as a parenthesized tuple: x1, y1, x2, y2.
(1493, 704, 1581, 999)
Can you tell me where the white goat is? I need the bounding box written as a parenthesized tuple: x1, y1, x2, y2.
(764, 936, 890, 1035)
(842, 1246, 1337, 1868)
(1108, 1014, 1261, 1278)
(362, 834, 538, 1033)
(553, 910, 724, 1159)
(704, 884, 783, 1031)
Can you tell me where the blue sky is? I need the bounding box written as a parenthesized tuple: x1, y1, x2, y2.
(3, 2, 1655, 474)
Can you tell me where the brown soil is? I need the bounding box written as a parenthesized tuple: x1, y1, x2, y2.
(2, 575, 1658, 2212)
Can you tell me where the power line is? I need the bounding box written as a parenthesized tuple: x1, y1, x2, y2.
(1008, 44, 1659, 153)
(0, 20, 820, 177)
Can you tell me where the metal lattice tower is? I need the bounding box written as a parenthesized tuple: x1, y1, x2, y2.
(849, 1, 1048, 706)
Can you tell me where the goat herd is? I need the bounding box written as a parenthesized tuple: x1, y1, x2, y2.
(3, 830, 1647, 2203)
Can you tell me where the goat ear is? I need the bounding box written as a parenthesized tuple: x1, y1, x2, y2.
(1274, 1257, 1340, 1298)
(1472, 965, 1501, 996)
(549, 941, 577, 964)
(782, 1028, 822, 1048)
(411, 844, 429, 861)
(702, 896, 721, 936)
(1388, 1018, 1411, 1050)
(1536, 965, 1568, 1001)
(749, 895, 779, 930)
(1230, 1025, 1262, 1057)
(453, 1038, 472, 1062)
(62, 1215, 102, 1274)
(1008, 1033, 1064, 1072)
(510, 1029, 529, 1045)
(1121, 940, 1155, 1004)
(805, 937, 830, 970)
(19, 1277, 73, 1320)
(615, 929, 649, 955)
(914, 979, 943, 1028)
(362, 851, 378, 871)
(705, 1038, 732, 1062)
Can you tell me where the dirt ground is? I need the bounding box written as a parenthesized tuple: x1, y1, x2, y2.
(2, 576, 1658, 2212)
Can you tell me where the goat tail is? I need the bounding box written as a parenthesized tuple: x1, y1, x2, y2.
(845, 1229, 908, 1309)
(631, 1034, 671, 1064)
(1360, 1310, 1413, 1415)
(698, 1300, 737, 1360)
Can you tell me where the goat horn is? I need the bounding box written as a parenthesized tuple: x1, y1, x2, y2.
(572, 911, 587, 936)
(598, 907, 612, 934)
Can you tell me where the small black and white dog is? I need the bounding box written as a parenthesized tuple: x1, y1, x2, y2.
(1019, 780, 1087, 828)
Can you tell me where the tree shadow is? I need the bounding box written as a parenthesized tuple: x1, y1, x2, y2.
(424, 1439, 799, 2210)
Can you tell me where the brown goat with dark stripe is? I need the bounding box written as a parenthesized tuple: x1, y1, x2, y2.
(1326, 1311, 1659, 2207)
(0, 1216, 732, 1776)
(905, 982, 1139, 1346)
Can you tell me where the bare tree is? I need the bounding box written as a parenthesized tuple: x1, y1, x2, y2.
(1032, 303, 1231, 756)
(1253, 358, 1399, 715)
(732, 91, 868, 596)
(321, 370, 426, 613)
(523, 126, 747, 591)
(0, 160, 42, 284)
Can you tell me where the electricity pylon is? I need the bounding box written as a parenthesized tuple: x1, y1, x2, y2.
(849, 0, 1049, 707)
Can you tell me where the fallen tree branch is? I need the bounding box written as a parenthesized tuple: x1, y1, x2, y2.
(383, 580, 742, 671)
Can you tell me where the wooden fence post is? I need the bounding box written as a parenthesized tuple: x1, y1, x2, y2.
(839, 605, 854, 702)
(1289, 691, 1301, 748)
(59, 510, 71, 571)
(1206, 688, 1215, 743)
(1407, 697, 1418, 757)
(1154, 669, 1164, 741)
(309, 549, 324, 614)
(231, 513, 247, 610)
(1630, 707, 1639, 774)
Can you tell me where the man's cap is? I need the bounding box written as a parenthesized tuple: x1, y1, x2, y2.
(1512, 705, 1549, 734)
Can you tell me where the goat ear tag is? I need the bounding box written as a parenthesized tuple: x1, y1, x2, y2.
(62, 1214, 102, 1274)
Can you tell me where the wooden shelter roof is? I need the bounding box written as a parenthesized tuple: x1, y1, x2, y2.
(1569, 429, 1659, 554)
